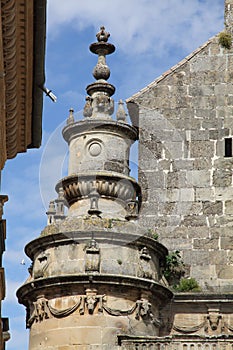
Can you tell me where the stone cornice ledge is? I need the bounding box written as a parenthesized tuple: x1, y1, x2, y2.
(174, 292, 233, 303)
(17, 274, 173, 305)
(62, 119, 138, 143)
(118, 333, 233, 345)
(24, 231, 168, 261)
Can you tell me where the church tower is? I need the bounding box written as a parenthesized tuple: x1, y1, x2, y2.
(17, 27, 172, 349)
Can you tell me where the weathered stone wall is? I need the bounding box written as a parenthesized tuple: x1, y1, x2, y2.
(130, 35, 233, 291)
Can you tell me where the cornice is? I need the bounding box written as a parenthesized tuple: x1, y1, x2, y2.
(0, 0, 46, 169)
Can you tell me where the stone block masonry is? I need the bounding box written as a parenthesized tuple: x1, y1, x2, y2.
(129, 33, 233, 291)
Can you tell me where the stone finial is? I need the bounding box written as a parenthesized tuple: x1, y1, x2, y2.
(67, 108, 75, 124)
(116, 100, 127, 122)
(83, 97, 93, 118)
(83, 27, 116, 120)
(54, 187, 66, 221)
(46, 200, 56, 225)
(96, 26, 110, 42)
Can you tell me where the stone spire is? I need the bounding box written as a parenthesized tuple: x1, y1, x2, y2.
(85, 26, 115, 119)
(60, 27, 140, 220)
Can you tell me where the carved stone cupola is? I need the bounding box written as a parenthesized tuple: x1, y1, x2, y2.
(17, 27, 172, 350)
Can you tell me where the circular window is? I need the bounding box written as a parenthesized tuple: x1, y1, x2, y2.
(88, 142, 102, 157)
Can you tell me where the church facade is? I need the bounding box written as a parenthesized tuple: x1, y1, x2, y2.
(17, 1, 233, 349)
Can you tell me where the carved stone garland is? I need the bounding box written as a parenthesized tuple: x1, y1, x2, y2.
(26, 290, 160, 328)
(173, 312, 233, 335)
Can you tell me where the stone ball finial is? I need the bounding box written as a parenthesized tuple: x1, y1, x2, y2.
(96, 26, 110, 42)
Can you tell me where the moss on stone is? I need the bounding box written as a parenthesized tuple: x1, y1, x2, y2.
(218, 31, 232, 49)
(174, 277, 201, 292)
(40, 224, 59, 236)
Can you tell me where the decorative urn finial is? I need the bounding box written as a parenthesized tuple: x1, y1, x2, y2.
(82, 26, 116, 119)
(67, 108, 75, 124)
(96, 26, 110, 42)
(86, 26, 115, 99)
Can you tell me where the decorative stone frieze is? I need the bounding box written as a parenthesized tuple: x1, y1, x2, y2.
(61, 173, 140, 205)
(119, 335, 233, 349)
(26, 289, 162, 332)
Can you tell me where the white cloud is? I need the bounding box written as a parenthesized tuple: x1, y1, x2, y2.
(47, 0, 223, 55)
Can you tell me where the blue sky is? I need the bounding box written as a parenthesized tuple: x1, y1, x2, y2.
(2, 0, 224, 348)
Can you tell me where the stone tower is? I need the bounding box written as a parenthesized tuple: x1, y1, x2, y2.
(17, 27, 172, 350)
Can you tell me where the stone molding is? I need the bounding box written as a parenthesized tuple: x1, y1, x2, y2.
(59, 172, 141, 206)
(172, 314, 232, 335)
(62, 118, 138, 143)
(24, 231, 168, 263)
(1, 0, 33, 161)
(17, 274, 173, 307)
(26, 291, 161, 329)
(0, 0, 46, 169)
(118, 334, 233, 349)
